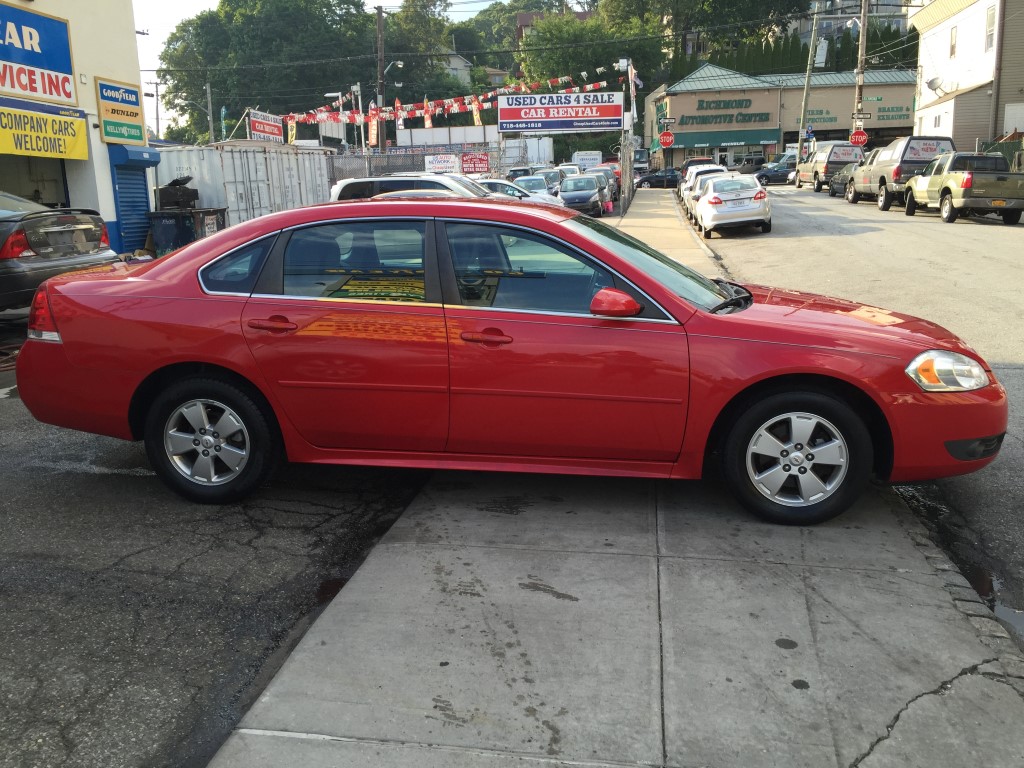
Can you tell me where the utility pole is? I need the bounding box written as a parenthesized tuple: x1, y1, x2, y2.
(796, 3, 820, 167)
(205, 82, 216, 144)
(852, 0, 869, 133)
(146, 80, 160, 138)
(376, 6, 386, 154)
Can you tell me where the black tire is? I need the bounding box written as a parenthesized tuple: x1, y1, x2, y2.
(795, 175, 803, 189)
(877, 183, 893, 211)
(905, 190, 917, 216)
(813, 176, 823, 193)
(1002, 210, 1022, 225)
(702, 221, 712, 239)
(144, 377, 280, 504)
(940, 193, 958, 223)
(757, 175, 769, 187)
(761, 220, 772, 233)
(828, 183, 837, 197)
(846, 182, 860, 204)
(641, 181, 651, 189)
(722, 391, 873, 525)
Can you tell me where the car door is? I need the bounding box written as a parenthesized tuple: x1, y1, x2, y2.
(924, 156, 948, 202)
(438, 221, 689, 462)
(241, 218, 449, 451)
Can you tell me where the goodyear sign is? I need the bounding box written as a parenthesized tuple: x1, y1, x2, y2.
(0, 95, 87, 159)
(0, 1, 76, 105)
(96, 77, 145, 145)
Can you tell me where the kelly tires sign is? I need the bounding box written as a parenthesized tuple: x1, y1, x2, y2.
(0, 1, 76, 106)
(497, 93, 623, 134)
(96, 78, 145, 145)
(0, 95, 87, 159)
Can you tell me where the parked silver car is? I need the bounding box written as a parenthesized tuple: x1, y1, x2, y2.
(692, 175, 772, 238)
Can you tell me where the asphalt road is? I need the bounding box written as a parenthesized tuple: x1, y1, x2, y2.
(696, 183, 1024, 633)
(0, 354, 427, 768)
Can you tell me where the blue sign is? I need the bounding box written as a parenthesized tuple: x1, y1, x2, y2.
(805, 125, 814, 137)
(0, 2, 75, 105)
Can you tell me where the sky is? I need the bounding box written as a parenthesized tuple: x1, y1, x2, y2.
(132, 0, 219, 133)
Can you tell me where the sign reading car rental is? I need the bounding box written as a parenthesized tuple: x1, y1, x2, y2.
(248, 109, 284, 143)
(96, 78, 146, 145)
(0, 95, 87, 159)
(0, 2, 76, 106)
(498, 93, 623, 134)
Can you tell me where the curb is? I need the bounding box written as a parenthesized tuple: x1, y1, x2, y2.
(670, 192, 733, 279)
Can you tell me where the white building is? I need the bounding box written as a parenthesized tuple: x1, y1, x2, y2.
(0, 0, 158, 252)
(910, 0, 1024, 149)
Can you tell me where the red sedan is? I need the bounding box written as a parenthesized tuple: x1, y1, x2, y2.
(16, 199, 1006, 524)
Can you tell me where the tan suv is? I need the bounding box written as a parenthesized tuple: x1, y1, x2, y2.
(795, 143, 866, 192)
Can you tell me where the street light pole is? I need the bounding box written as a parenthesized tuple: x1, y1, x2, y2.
(205, 82, 216, 144)
(353, 83, 369, 175)
(852, 0, 869, 134)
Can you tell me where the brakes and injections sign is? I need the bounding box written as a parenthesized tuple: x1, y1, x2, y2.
(248, 109, 283, 143)
(498, 93, 623, 134)
(0, 2, 76, 105)
(96, 78, 145, 144)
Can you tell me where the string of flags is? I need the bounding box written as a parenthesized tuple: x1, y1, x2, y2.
(280, 63, 639, 126)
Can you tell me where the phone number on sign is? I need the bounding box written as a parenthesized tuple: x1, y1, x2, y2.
(501, 122, 544, 130)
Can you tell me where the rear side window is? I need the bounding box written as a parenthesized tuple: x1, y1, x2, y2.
(200, 236, 275, 294)
(336, 181, 374, 200)
(281, 221, 427, 301)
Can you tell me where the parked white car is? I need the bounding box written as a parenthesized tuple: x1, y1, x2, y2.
(693, 174, 772, 238)
(677, 164, 727, 202)
(683, 170, 733, 221)
(479, 178, 566, 206)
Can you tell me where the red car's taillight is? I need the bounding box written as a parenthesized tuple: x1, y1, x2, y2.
(0, 228, 35, 260)
(99, 223, 111, 249)
(27, 285, 62, 342)
(707, 195, 724, 206)
(961, 171, 974, 189)
(753, 189, 767, 201)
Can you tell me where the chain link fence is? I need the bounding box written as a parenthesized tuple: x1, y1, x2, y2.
(979, 139, 1024, 171)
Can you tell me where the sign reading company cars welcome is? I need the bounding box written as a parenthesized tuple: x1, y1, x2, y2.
(0, 95, 87, 159)
(498, 92, 623, 134)
(0, 1, 76, 105)
(96, 78, 145, 145)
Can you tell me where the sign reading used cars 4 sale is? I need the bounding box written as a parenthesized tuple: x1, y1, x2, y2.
(498, 93, 623, 134)
(248, 110, 283, 143)
(0, 2, 76, 105)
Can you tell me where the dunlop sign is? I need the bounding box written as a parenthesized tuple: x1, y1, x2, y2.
(0, 94, 87, 159)
(0, 1, 76, 105)
(96, 78, 146, 145)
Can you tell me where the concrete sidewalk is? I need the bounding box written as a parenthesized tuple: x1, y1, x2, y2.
(207, 192, 1024, 768)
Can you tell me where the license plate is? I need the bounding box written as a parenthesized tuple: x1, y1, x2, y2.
(992, 199, 1006, 207)
(728, 200, 746, 207)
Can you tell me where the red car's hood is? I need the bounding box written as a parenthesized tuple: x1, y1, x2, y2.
(705, 284, 983, 361)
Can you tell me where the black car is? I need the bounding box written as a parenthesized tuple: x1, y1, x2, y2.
(0, 192, 119, 311)
(634, 169, 681, 189)
(558, 175, 606, 216)
(828, 162, 861, 198)
(755, 161, 797, 186)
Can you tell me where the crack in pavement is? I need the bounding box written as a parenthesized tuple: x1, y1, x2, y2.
(847, 657, 1000, 767)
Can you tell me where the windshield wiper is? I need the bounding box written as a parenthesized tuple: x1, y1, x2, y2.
(708, 279, 752, 313)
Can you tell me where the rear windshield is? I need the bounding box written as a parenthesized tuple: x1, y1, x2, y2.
(905, 139, 956, 161)
(949, 155, 1008, 172)
(0, 191, 48, 216)
(561, 177, 597, 192)
(711, 177, 758, 193)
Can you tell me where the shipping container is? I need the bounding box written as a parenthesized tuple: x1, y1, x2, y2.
(153, 141, 334, 227)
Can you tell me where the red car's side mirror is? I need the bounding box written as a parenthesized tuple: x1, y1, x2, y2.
(590, 287, 642, 317)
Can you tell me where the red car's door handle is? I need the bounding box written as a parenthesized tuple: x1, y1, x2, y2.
(460, 330, 513, 345)
(247, 317, 298, 333)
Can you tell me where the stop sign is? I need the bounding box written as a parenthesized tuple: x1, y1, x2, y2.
(659, 131, 674, 148)
(850, 129, 868, 146)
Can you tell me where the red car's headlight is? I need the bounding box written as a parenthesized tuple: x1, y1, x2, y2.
(906, 350, 989, 392)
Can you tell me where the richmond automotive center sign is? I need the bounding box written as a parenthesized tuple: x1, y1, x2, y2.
(0, 2, 76, 106)
(498, 93, 623, 134)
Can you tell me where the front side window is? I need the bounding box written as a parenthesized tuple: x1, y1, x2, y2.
(445, 222, 614, 314)
(282, 221, 427, 302)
